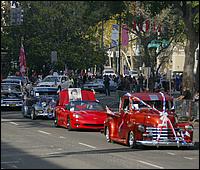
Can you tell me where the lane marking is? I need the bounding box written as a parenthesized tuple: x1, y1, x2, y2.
(184, 157, 195, 160)
(9, 122, 18, 126)
(47, 151, 63, 155)
(59, 136, 66, 139)
(137, 160, 164, 169)
(78, 142, 96, 149)
(167, 152, 176, 155)
(1, 161, 20, 164)
(38, 130, 51, 135)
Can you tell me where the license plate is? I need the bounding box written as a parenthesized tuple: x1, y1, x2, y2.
(10, 104, 16, 107)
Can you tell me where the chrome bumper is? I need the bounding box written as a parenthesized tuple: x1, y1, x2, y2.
(136, 140, 194, 147)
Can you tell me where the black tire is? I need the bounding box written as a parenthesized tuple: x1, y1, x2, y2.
(31, 109, 36, 120)
(105, 126, 112, 143)
(54, 116, 58, 127)
(128, 131, 136, 148)
(67, 116, 72, 131)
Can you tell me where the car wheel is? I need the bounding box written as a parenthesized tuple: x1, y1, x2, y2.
(22, 106, 28, 118)
(67, 116, 72, 131)
(31, 109, 36, 120)
(128, 131, 136, 148)
(54, 116, 58, 127)
(105, 126, 112, 143)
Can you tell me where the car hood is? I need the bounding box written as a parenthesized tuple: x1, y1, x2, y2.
(74, 110, 107, 118)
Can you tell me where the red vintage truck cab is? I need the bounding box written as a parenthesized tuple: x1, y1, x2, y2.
(104, 92, 194, 148)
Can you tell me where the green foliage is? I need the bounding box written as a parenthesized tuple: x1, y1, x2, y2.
(2, 1, 125, 73)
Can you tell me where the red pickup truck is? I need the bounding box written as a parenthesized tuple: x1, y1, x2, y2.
(104, 92, 194, 148)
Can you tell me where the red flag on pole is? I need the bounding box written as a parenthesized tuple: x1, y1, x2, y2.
(19, 44, 26, 77)
(122, 24, 129, 46)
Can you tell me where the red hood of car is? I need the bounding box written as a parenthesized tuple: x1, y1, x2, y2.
(74, 110, 107, 118)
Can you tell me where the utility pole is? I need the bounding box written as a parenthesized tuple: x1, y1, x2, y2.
(118, 13, 122, 75)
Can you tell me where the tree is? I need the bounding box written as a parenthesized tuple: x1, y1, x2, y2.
(123, 1, 184, 90)
(2, 1, 125, 75)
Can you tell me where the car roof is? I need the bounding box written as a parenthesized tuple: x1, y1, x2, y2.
(2, 79, 22, 82)
(1, 82, 20, 85)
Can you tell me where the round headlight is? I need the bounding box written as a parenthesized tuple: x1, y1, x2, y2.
(42, 102, 47, 107)
(138, 124, 145, 132)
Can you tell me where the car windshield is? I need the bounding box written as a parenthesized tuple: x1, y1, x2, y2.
(42, 76, 60, 82)
(1, 84, 21, 92)
(69, 101, 105, 111)
(132, 100, 173, 111)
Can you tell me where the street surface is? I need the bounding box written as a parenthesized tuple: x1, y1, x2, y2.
(1, 92, 199, 169)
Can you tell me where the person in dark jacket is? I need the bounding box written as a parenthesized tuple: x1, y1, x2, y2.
(103, 75, 110, 96)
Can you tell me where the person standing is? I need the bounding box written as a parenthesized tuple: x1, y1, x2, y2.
(103, 75, 110, 96)
(138, 74, 144, 92)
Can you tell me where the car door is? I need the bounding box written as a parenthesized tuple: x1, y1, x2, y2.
(118, 97, 131, 139)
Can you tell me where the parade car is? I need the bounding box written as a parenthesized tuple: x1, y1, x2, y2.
(37, 75, 73, 90)
(1, 82, 23, 96)
(83, 79, 105, 93)
(104, 92, 194, 148)
(1, 92, 23, 109)
(54, 88, 107, 130)
(22, 87, 58, 120)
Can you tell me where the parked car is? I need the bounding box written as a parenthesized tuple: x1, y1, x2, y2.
(22, 87, 59, 119)
(104, 92, 194, 148)
(1, 92, 23, 109)
(54, 88, 107, 130)
(37, 75, 73, 90)
(83, 79, 105, 93)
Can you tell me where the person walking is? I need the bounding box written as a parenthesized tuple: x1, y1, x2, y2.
(103, 75, 110, 96)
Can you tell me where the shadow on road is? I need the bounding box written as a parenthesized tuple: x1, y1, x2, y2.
(1, 142, 64, 169)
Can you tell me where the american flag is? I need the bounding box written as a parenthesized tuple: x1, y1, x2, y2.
(19, 44, 26, 77)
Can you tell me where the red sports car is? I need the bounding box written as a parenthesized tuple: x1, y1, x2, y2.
(54, 88, 107, 130)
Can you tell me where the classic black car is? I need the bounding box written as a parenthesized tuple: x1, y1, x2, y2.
(22, 87, 59, 120)
(1, 92, 23, 109)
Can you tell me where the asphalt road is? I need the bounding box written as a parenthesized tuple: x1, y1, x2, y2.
(1, 92, 199, 169)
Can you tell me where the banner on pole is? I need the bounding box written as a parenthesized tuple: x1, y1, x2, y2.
(111, 24, 119, 47)
(19, 44, 26, 77)
(122, 24, 129, 46)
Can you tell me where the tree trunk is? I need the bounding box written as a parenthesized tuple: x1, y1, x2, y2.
(182, 3, 199, 95)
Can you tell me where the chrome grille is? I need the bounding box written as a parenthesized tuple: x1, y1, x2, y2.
(146, 127, 175, 140)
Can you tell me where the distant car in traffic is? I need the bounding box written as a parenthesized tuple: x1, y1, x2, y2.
(22, 87, 59, 120)
(124, 69, 139, 78)
(2, 78, 23, 87)
(102, 68, 117, 77)
(7, 75, 30, 85)
(37, 75, 73, 90)
(83, 79, 105, 93)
